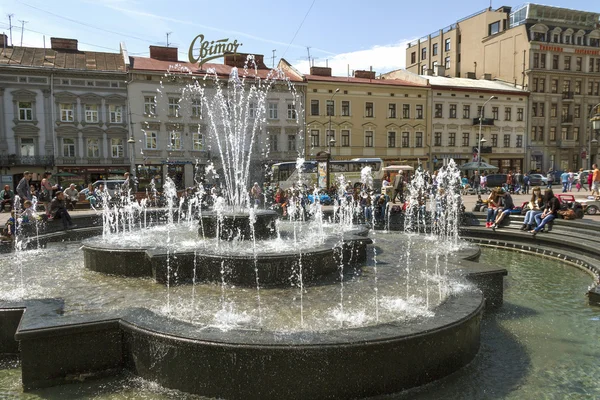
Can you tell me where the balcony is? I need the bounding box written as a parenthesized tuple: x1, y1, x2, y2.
(472, 118, 495, 126)
(557, 139, 578, 149)
(0, 155, 54, 167)
(561, 115, 574, 124)
(562, 91, 574, 101)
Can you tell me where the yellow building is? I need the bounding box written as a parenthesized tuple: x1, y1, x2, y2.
(298, 66, 432, 168)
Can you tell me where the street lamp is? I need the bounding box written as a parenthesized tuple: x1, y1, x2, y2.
(326, 88, 340, 190)
(589, 102, 600, 169)
(477, 96, 497, 173)
(128, 136, 136, 192)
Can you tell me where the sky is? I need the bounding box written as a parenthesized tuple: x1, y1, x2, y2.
(1, 0, 599, 76)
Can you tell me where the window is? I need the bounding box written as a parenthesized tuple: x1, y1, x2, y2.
(249, 102, 257, 119)
(517, 108, 523, 121)
(191, 99, 202, 118)
(110, 138, 123, 158)
(434, 103, 443, 118)
(596, 59, 600, 73)
(342, 101, 350, 116)
(62, 138, 75, 157)
(421, 47, 427, 60)
(145, 131, 157, 149)
(168, 98, 180, 117)
(549, 126, 555, 141)
(564, 56, 571, 71)
(563, 80, 571, 93)
(326, 129, 335, 145)
(402, 132, 409, 147)
(448, 132, 456, 147)
(489, 21, 500, 36)
(365, 131, 374, 147)
(553, 55, 559, 69)
(310, 130, 319, 147)
(538, 103, 544, 117)
(310, 100, 319, 116)
(269, 134, 278, 152)
(144, 96, 156, 115)
(590, 58, 594, 72)
(561, 127, 568, 141)
(20, 138, 34, 156)
(433, 43, 438, 56)
(538, 78, 545, 93)
(444, 56, 450, 69)
(532, 78, 538, 92)
(268, 102, 278, 119)
(60, 103, 74, 122)
(551, 79, 558, 93)
(574, 127, 580, 141)
(341, 130, 350, 147)
(18, 102, 33, 121)
(421, 65, 427, 75)
(416, 132, 423, 148)
(575, 80, 582, 95)
(503, 134, 510, 148)
(326, 100, 334, 116)
(492, 107, 499, 120)
(574, 105, 580, 118)
(449, 104, 457, 119)
(550, 103, 558, 117)
(434, 132, 442, 146)
(402, 104, 410, 119)
(85, 104, 98, 123)
(416, 105, 423, 119)
(539, 126, 545, 141)
(365, 102, 374, 117)
(170, 131, 182, 150)
(531, 126, 536, 141)
(516, 135, 522, 148)
(462, 132, 470, 147)
(532, 103, 537, 117)
(463, 105, 470, 119)
(411, 52, 416, 64)
(491, 134, 498, 147)
(504, 107, 512, 121)
(287, 134, 296, 151)
(388, 132, 396, 148)
(193, 132, 204, 150)
(576, 57, 582, 71)
(540, 53, 546, 68)
(445, 38, 451, 51)
(388, 103, 397, 118)
(533, 53, 539, 68)
(109, 105, 123, 123)
(287, 103, 297, 119)
(477, 105, 483, 118)
(87, 138, 100, 158)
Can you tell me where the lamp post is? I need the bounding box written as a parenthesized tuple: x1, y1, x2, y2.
(128, 136, 136, 192)
(326, 88, 340, 190)
(588, 102, 600, 169)
(477, 96, 497, 174)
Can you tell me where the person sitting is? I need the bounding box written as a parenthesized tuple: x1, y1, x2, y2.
(491, 188, 515, 230)
(530, 188, 559, 236)
(521, 187, 543, 231)
(484, 188, 500, 228)
(0, 184, 14, 212)
(48, 191, 76, 230)
(64, 184, 79, 211)
(1, 210, 17, 240)
(20, 200, 40, 223)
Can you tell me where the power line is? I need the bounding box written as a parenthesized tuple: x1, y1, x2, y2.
(281, 0, 317, 60)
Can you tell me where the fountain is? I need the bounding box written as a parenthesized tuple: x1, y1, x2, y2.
(0, 58, 506, 399)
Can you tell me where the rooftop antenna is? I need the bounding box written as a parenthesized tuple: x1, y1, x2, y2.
(166, 32, 172, 47)
(18, 20, 27, 47)
(306, 46, 312, 68)
(7, 14, 14, 46)
(271, 49, 276, 68)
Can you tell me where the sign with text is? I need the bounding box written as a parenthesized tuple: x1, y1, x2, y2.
(188, 34, 243, 66)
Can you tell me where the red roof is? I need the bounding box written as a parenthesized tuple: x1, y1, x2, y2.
(0, 46, 126, 72)
(130, 56, 303, 82)
(305, 74, 428, 87)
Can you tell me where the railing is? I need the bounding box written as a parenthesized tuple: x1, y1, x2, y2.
(561, 115, 574, 123)
(562, 91, 574, 100)
(0, 155, 54, 166)
(472, 118, 495, 126)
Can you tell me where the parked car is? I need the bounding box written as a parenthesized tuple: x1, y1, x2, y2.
(91, 180, 126, 197)
(580, 197, 600, 215)
(484, 174, 507, 188)
(528, 173, 548, 186)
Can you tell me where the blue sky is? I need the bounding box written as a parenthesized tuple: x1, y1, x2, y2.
(1, 0, 599, 75)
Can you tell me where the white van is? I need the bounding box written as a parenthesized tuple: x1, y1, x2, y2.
(91, 180, 126, 197)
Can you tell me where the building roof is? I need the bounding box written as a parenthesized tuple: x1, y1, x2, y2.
(0, 46, 126, 72)
(422, 75, 527, 94)
(305, 74, 428, 88)
(129, 56, 304, 82)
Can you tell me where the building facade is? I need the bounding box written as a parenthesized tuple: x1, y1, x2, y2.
(406, 4, 600, 172)
(128, 47, 305, 191)
(297, 66, 431, 169)
(0, 35, 129, 189)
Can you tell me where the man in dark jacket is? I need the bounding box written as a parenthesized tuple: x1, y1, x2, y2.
(16, 171, 32, 202)
(392, 173, 404, 204)
(48, 191, 76, 229)
(0, 185, 15, 212)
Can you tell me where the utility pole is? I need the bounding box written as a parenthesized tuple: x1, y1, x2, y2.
(271, 49, 276, 69)
(7, 14, 14, 46)
(306, 46, 312, 67)
(166, 32, 172, 47)
(19, 20, 27, 46)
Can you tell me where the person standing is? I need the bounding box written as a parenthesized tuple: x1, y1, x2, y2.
(592, 164, 600, 198)
(392, 173, 404, 204)
(560, 170, 569, 193)
(40, 172, 58, 217)
(506, 171, 514, 193)
(0, 185, 15, 212)
(546, 170, 554, 189)
(473, 171, 481, 193)
(16, 171, 32, 203)
(522, 173, 530, 194)
(567, 170, 574, 191)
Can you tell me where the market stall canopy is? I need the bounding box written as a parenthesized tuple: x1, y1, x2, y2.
(383, 165, 414, 171)
(460, 162, 499, 171)
(53, 172, 81, 177)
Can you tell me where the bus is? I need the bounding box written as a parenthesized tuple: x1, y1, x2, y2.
(270, 158, 384, 190)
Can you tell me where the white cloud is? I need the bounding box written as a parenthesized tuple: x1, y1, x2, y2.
(293, 39, 415, 77)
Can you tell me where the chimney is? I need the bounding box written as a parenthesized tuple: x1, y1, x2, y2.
(466, 72, 477, 79)
(354, 70, 376, 79)
(50, 37, 78, 51)
(310, 66, 332, 77)
(149, 46, 178, 62)
(435, 65, 446, 76)
(425, 69, 434, 76)
(224, 53, 268, 69)
(0, 33, 8, 48)
(483, 73, 492, 80)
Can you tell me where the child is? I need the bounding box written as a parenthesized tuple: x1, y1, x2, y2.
(20, 200, 39, 223)
(1, 210, 17, 240)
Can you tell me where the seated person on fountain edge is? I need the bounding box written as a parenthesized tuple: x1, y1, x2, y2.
(48, 191, 76, 230)
(491, 188, 514, 230)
